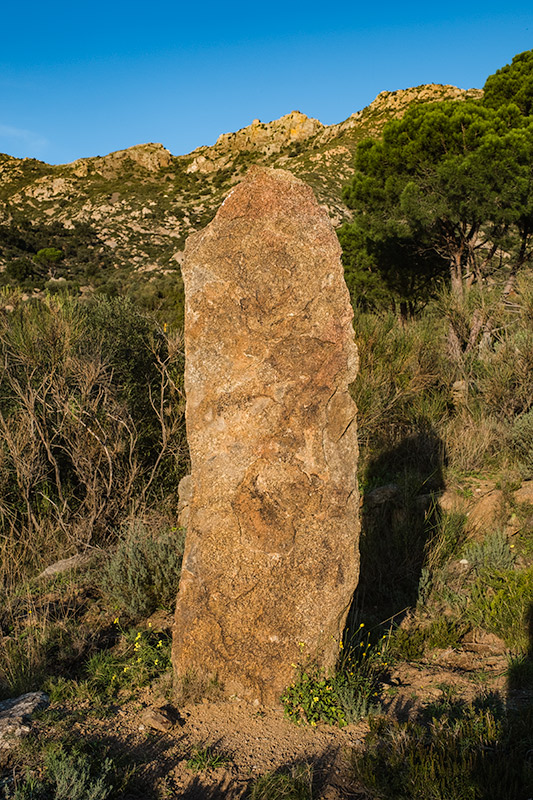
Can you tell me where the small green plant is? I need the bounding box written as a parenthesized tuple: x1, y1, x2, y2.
(282, 664, 346, 727)
(426, 617, 466, 650)
(250, 763, 313, 800)
(507, 653, 533, 691)
(426, 511, 468, 571)
(510, 409, 533, 473)
(0, 623, 49, 700)
(84, 622, 171, 699)
(101, 521, 185, 618)
(468, 567, 533, 650)
(388, 626, 426, 661)
(0, 602, 80, 701)
(282, 627, 384, 726)
(186, 745, 229, 772)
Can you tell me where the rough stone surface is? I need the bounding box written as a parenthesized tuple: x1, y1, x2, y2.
(140, 707, 174, 732)
(514, 480, 533, 506)
(173, 166, 359, 705)
(0, 692, 49, 749)
(466, 489, 505, 538)
(177, 474, 192, 529)
(37, 553, 91, 579)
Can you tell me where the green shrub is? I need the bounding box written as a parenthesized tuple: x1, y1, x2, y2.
(101, 521, 185, 618)
(388, 627, 426, 661)
(0, 614, 81, 701)
(426, 512, 468, 571)
(475, 329, 533, 420)
(0, 626, 49, 700)
(0, 295, 186, 587)
(468, 567, 533, 650)
(507, 653, 533, 691)
(352, 310, 444, 463)
(358, 477, 441, 626)
(426, 617, 465, 650)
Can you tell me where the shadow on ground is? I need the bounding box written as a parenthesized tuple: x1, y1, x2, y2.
(346, 426, 447, 635)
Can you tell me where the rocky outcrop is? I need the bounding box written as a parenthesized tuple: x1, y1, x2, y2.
(0, 692, 49, 749)
(71, 143, 173, 179)
(172, 166, 360, 705)
(0, 85, 479, 281)
(186, 111, 324, 174)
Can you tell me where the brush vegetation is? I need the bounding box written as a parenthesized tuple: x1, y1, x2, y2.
(2, 49, 533, 800)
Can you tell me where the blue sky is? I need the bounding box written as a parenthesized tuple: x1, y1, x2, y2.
(1, 1, 532, 164)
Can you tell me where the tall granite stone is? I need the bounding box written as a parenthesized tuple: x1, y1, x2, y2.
(173, 166, 359, 705)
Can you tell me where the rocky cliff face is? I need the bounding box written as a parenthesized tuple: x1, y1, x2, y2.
(186, 111, 324, 174)
(0, 85, 480, 296)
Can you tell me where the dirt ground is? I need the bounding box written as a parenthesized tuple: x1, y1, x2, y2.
(32, 646, 510, 800)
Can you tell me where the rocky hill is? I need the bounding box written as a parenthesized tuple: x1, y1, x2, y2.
(0, 84, 480, 312)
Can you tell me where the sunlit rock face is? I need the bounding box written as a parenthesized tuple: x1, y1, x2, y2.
(173, 166, 360, 705)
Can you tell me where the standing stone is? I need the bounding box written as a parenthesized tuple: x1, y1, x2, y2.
(173, 166, 359, 705)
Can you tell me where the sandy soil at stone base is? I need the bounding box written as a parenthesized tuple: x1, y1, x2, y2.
(29, 647, 511, 800)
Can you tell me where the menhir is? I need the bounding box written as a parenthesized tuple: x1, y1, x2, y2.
(173, 166, 360, 705)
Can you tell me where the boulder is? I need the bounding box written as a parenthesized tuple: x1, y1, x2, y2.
(0, 692, 49, 750)
(514, 480, 533, 506)
(139, 707, 174, 732)
(37, 553, 91, 580)
(173, 167, 360, 705)
(466, 489, 505, 537)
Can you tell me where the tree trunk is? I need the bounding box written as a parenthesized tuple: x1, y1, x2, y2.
(450, 253, 464, 299)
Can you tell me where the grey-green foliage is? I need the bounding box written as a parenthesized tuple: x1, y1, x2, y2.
(511, 409, 533, 472)
(11, 747, 113, 800)
(101, 521, 185, 618)
(462, 532, 515, 573)
(47, 749, 113, 800)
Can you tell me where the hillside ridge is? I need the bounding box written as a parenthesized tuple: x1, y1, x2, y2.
(0, 84, 480, 308)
